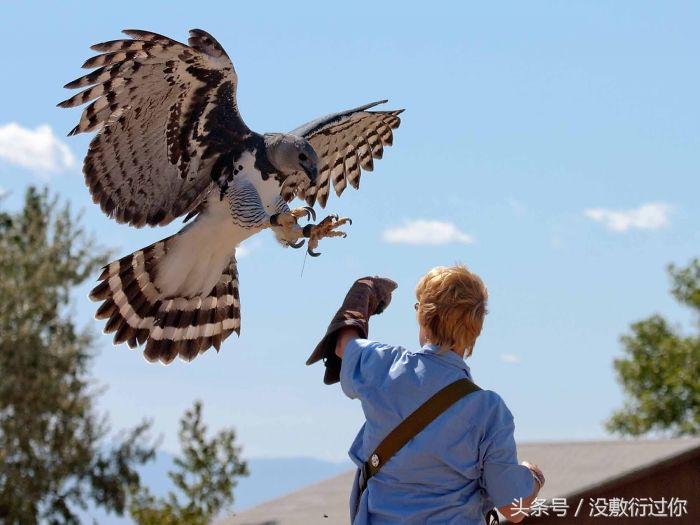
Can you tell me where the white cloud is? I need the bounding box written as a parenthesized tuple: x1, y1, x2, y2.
(584, 202, 671, 233)
(0, 123, 76, 176)
(383, 219, 475, 246)
(500, 354, 521, 364)
(0, 187, 7, 200)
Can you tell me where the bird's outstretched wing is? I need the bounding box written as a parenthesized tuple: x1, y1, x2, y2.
(59, 29, 251, 227)
(290, 100, 403, 208)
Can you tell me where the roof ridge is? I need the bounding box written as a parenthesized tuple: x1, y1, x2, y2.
(518, 437, 700, 447)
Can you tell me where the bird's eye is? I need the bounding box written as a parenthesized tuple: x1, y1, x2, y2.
(298, 153, 308, 162)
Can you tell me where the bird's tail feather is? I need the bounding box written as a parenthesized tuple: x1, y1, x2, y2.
(90, 235, 240, 364)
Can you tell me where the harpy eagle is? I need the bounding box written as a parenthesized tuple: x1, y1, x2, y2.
(59, 29, 402, 364)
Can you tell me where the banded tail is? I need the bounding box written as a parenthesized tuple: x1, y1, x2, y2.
(90, 236, 241, 364)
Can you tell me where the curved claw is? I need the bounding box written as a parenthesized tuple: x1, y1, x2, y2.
(307, 246, 321, 257)
(340, 232, 347, 238)
(288, 239, 305, 249)
(346, 218, 353, 225)
(304, 206, 317, 222)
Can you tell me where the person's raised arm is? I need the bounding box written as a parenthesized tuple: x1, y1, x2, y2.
(335, 327, 363, 359)
(306, 276, 397, 384)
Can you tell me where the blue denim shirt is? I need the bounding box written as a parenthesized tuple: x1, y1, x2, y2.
(341, 338, 534, 524)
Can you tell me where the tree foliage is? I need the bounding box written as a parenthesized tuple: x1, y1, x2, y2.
(606, 259, 700, 437)
(129, 401, 249, 525)
(0, 187, 155, 524)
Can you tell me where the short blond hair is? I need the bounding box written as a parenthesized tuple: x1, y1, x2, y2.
(415, 265, 488, 356)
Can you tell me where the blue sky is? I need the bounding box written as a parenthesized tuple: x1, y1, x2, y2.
(2, 0, 699, 473)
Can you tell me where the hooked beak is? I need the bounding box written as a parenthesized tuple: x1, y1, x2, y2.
(303, 165, 318, 182)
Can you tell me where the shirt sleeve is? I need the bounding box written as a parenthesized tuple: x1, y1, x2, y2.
(478, 393, 535, 507)
(340, 338, 401, 400)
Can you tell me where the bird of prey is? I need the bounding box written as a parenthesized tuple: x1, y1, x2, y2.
(59, 29, 402, 364)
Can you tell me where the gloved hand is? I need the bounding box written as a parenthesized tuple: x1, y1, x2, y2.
(307, 276, 398, 384)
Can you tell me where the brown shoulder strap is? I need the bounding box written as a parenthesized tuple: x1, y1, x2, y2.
(366, 378, 481, 478)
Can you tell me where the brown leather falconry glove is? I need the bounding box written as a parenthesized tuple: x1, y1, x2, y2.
(306, 276, 398, 384)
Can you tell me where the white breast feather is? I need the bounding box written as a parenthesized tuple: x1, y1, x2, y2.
(153, 149, 282, 299)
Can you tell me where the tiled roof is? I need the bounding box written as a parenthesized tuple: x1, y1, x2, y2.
(217, 438, 700, 525)
(514, 438, 700, 499)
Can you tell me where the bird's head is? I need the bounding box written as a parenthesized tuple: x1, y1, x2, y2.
(264, 133, 318, 183)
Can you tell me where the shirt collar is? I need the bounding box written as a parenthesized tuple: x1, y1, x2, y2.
(419, 343, 472, 378)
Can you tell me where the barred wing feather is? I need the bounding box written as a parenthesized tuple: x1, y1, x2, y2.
(291, 100, 403, 207)
(90, 238, 241, 364)
(59, 29, 250, 227)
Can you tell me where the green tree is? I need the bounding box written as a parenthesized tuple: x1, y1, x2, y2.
(0, 187, 155, 524)
(606, 259, 700, 437)
(129, 400, 249, 525)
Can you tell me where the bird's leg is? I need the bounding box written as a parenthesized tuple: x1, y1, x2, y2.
(302, 214, 352, 257)
(290, 206, 316, 222)
(269, 207, 315, 249)
(268, 210, 351, 255)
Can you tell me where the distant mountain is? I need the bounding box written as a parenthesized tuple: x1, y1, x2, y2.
(235, 456, 352, 511)
(77, 452, 351, 523)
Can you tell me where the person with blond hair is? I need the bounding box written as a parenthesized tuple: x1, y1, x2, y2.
(307, 266, 545, 524)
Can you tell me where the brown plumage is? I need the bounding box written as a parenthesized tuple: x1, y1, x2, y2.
(294, 107, 403, 208)
(60, 29, 403, 364)
(58, 29, 250, 228)
(90, 237, 241, 364)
